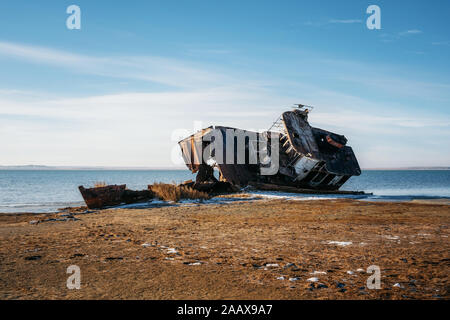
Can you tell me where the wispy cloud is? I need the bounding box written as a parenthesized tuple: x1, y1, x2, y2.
(399, 29, 423, 36)
(432, 41, 450, 46)
(328, 19, 362, 24)
(187, 48, 232, 55)
(379, 29, 423, 43)
(302, 18, 362, 27)
(0, 41, 230, 89)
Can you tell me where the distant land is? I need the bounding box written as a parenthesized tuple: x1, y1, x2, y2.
(363, 167, 450, 170)
(0, 165, 187, 170)
(0, 165, 449, 171)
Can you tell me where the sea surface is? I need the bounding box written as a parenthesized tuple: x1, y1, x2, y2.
(0, 170, 449, 213)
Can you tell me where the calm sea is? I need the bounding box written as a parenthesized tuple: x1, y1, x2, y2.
(0, 170, 449, 213)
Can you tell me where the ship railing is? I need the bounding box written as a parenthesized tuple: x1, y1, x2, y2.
(268, 116, 287, 135)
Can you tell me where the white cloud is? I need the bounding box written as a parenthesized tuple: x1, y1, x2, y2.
(1, 86, 449, 167)
(0, 88, 292, 166)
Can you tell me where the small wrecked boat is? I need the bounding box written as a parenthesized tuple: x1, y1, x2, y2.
(78, 185, 153, 209)
(178, 105, 362, 192)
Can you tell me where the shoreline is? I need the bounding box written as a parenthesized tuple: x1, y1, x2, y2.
(1, 192, 449, 215)
(0, 198, 449, 299)
(1, 166, 449, 171)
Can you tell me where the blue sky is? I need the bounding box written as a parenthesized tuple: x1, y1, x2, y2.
(0, 0, 449, 167)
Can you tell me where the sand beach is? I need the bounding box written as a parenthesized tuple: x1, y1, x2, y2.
(0, 197, 448, 299)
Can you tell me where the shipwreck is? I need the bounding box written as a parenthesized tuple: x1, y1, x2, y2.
(78, 105, 365, 209)
(178, 105, 361, 193)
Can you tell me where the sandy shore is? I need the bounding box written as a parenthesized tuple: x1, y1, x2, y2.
(0, 197, 448, 300)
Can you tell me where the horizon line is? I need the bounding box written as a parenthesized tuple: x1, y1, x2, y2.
(0, 165, 449, 171)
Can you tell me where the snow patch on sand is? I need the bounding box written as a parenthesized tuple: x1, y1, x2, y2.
(248, 191, 336, 201)
(327, 241, 352, 246)
(384, 235, 400, 240)
(307, 277, 319, 282)
(310, 271, 327, 275)
(265, 263, 279, 268)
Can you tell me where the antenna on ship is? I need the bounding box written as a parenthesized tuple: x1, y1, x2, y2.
(294, 103, 314, 111)
(293, 103, 313, 121)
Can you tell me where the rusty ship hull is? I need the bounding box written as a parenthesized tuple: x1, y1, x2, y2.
(178, 108, 361, 191)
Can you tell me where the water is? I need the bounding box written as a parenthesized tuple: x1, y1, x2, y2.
(0, 170, 195, 213)
(0, 170, 449, 213)
(342, 170, 450, 199)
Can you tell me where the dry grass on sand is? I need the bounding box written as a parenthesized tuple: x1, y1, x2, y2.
(149, 182, 209, 202)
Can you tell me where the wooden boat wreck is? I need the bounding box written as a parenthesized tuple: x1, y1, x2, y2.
(178, 105, 363, 193)
(78, 185, 153, 209)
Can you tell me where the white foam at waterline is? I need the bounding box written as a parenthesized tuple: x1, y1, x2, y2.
(116, 200, 168, 209)
(166, 248, 178, 254)
(289, 277, 300, 281)
(247, 192, 336, 201)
